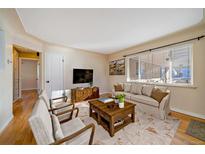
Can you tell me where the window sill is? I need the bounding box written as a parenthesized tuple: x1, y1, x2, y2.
(127, 80, 197, 89)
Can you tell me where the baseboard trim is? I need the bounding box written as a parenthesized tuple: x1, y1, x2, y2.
(21, 88, 38, 91)
(171, 107, 205, 120)
(13, 97, 21, 103)
(0, 115, 13, 134)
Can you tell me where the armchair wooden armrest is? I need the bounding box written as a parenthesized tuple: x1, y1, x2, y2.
(54, 107, 79, 123)
(48, 103, 74, 112)
(55, 107, 79, 117)
(50, 123, 95, 145)
(51, 95, 68, 102)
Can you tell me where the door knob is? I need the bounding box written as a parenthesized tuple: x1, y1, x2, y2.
(46, 81, 50, 83)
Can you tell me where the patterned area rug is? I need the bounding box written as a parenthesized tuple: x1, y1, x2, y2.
(76, 101, 180, 145)
(186, 120, 205, 141)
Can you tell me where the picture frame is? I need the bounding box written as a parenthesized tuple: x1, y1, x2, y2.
(109, 58, 125, 75)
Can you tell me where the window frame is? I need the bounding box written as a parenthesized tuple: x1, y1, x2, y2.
(126, 43, 195, 88)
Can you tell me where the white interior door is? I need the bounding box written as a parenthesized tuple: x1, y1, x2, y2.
(45, 52, 64, 98)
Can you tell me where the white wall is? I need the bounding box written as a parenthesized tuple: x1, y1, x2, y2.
(0, 29, 13, 133)
(21, 59, 38, 90)
(44, 44, 109, 93)
(0, 9, 44, 133)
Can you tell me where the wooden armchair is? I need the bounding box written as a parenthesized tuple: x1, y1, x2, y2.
(39, 90, 75, 121)
(29, 98, 95, 145)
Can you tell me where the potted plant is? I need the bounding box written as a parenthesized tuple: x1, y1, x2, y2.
(115, 94, 125, 108)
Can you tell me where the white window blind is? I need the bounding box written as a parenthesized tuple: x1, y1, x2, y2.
(127, 44, 193, 85)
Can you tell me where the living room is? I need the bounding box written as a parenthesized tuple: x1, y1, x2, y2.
(0, 2, 205, 153)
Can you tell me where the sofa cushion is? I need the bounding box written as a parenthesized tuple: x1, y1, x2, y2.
(130, 83, 143, 95)
(51, 114, 64, 140)
(114, 83, 124, 91)
(142, 85, 154, 97)
(124, 83, 131, 92)
(61, 117, 91, 145)
(131, 95, 159, 107)
(151, 88, 168, 103)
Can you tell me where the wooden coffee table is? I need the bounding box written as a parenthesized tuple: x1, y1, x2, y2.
(88, 99, 136, 137)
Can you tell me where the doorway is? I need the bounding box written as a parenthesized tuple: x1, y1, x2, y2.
(12, 45, 41, 102)
(20, 59, 39, 92)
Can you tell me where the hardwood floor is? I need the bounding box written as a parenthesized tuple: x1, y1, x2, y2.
(0, 90, 204, 145)
(171, 112, 205, 145)
(0, 90, 37, 145)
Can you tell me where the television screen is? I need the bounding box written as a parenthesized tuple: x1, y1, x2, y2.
(73, 69, 93, 84)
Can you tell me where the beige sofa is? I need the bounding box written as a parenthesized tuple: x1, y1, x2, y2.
(112, 83, 171, 120)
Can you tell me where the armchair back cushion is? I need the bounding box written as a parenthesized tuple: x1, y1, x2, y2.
(51, 114, 64, 140)
(39, 90, 51, 109)
(29, 98, 54, 145)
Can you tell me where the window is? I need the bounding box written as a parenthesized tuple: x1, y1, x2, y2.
(127, 44, 193, 85)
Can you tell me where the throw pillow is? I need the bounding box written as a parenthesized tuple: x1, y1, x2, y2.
(142, 85, 154, 96)
(124, 83, 131, 92)
(114, 83, 124, 91)
(130, 84, 143, 94)
(151, 88, 168, 103)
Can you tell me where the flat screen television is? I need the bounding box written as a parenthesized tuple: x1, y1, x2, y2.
(73, 69, 93, 84)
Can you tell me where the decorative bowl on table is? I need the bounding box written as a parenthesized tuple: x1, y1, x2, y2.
(107, 103, 118, 110)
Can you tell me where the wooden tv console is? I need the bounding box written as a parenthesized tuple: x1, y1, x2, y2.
(71, 87, 99, 103)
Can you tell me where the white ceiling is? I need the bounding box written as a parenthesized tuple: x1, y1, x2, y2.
(16, 9, 203, 54)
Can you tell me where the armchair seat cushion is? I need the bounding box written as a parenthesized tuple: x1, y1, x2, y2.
(61, 117, 91, 145)
(131, 95, 159, 107)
